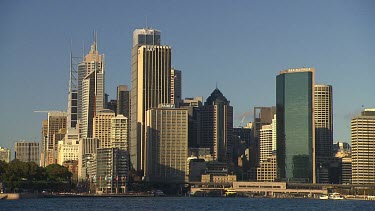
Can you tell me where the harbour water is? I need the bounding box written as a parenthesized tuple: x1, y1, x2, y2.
(1, 197, 374, 211)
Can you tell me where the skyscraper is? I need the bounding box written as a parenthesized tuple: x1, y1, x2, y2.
(78, 35, 105, 136)
(171, 68, 182, 107)
(42, 112, 67, 167)
(276, 67, 315, 183)
(180, 97, 203, 148)
(15, 141, 40, 164)
(111, 115, 128, 151)
(130, 28, 171, 172)
(314, 84, 333, 183)
(314, 85, 333, 157)
(252, 107, 276, 167)
(145, 105, 188, 183)
(67, 50, 82, 129)
(93, 109, 116, 149)
(259, 125, 272, 163)
(200, 88, 233, 163)
(117, 85, 129, 118)
(351, 108, 375, 184)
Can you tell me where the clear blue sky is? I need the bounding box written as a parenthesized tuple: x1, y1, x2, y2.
(0, 0, 374, 152)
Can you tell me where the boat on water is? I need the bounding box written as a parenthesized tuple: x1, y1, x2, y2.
(329, 193, 345, 200)
(153, 190, 166, 197)
(319, 195, 329, 200)
(225, 189, 237, 197)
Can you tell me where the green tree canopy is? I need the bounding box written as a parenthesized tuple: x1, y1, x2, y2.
(45, 164, 72, 182)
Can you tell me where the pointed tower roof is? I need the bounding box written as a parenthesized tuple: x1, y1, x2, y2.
(205, 88, 229, 105)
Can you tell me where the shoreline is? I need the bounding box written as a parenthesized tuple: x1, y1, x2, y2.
(2, 192, 374, 201)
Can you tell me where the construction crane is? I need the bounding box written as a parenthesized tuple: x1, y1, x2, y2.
(33, 110, 64, 113)
(238, 111, 251, 127)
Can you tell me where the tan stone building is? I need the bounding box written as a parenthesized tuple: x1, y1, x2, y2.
(145, 105, 188, 183)
(93, 109, 115, 149)
(130, 28, 171, 172)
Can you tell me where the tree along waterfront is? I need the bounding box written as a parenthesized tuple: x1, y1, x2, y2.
(0, 160, 72, 193)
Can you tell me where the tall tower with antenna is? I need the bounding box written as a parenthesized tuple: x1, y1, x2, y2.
(67, 45, 82, 129)
(79, 31, 105, 138)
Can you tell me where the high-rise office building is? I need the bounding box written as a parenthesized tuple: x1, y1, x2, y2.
(342, 157, 352, 184)
(171, 68, 182, 107)
(252, 107, 276, 167)
(314, 85, 333, 157)
(232, 127, 252, 166)
(181, 97, 203, 148)
(314, 84, 333, 183)
(351, 109, 375, 184)
(200, 88, 233, 163)
(93, 109, 116, 149)
(81, 61, 105, 139)
(77, 35, 105, 123)
(0, 147, 11, 163)
(41, 112, 67, 167)
(117, 85, 129, 118)
(14, 141, 40, 164)
(259, 125, 272, 163)
(130, 28, 171, 172)
(67, 50, 81, 129)
(276, 67, 315, 183)
(106, 100, 117, 114)
(145, 105, 188, 183)
(111, 115, 128, 151)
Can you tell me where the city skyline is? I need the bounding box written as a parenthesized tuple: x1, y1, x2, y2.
(1, 1, 375, 151)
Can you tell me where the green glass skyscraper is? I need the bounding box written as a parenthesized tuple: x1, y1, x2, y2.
(276, 68, 316, 183)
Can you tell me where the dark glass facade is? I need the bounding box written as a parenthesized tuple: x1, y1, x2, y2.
(276, 70, 314, 182)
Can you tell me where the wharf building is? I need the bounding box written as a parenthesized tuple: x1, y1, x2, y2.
(130, 28, 171, 172)
(14, 141, 40, 164)
(200, 88, 233, 163)
(145, 105, 189, 183)
(351, 109, 375, 184)
(0, 147, 11, 163)
(276, 67, 315, 183)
